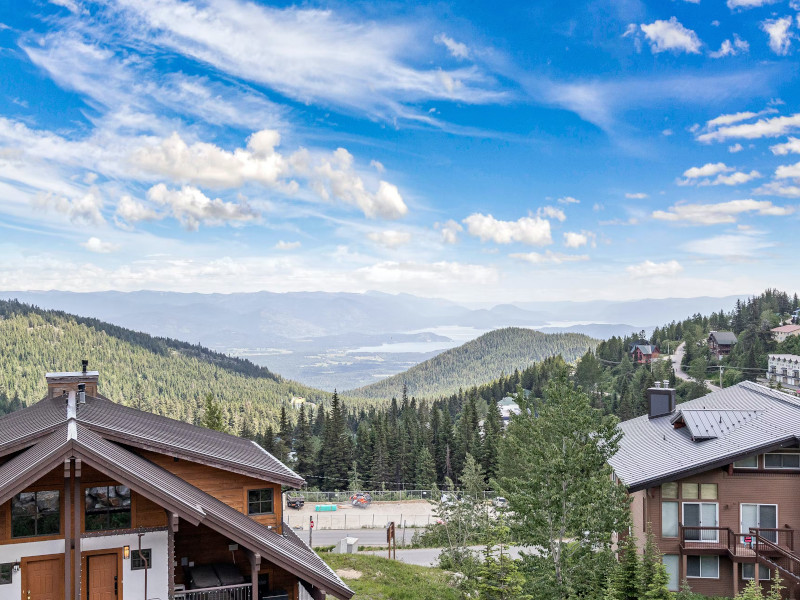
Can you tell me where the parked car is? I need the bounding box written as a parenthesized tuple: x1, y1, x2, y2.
(287, 495, 305, 509)
(492, 496, 508, 509)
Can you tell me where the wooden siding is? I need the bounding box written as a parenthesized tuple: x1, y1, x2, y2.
(138, 450, 283, 532)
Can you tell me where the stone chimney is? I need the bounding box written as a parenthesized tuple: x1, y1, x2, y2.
(46, 360, 99, 399)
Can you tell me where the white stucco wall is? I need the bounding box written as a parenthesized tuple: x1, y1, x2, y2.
(83, 530, 169, 600)
(0, 530, 168, 600)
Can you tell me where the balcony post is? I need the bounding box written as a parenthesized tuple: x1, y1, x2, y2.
(247, 550, 261, 600)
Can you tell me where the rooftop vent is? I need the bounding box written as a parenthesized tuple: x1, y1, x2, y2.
(647, 385, 676, 419)
(82, 359, 88, 374)
(78, 383, 86, 404)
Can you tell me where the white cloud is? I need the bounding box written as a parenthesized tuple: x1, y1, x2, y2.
(563, 231, 596, 249)
(626, 260, 683, 278)
(761, 17, 794, 56)
(775, 161, 800, 178)
(81, 237, 118, 253)
(146, 184, 259, 231)
(275, 240, 301, 250)
(436, 219, 463, 244)
(697, 113, 800, 142)
(369, 160, 385, 173)
(729, 143, 744, 153)
(463, 213, 552, 246)
(49, 0, 80, 13)
(653, 199, 794, 224)
(771, 137, 800, 155)
(755, 181, 800, 197)
(557, 196, 580, 204)
(683, 162, 732, 178)
(728, 0, 777, 8)
(510, 251, 589, 265)
(705, 109, 777, 130)
(434, 33, 470, 59)
(33, 190, 105, 225)
(115, 195, 160, 223)
(625, 192, 648, 199)
(682, 233, 775, 257)
(709, 34, 749, 58)
(640, 18, 702, 54)
(708, 170, 761, 185)
(538, 205, 567, 222)
(367, 230, 412, 248)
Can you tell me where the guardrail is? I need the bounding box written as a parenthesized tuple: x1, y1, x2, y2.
(174, 583, 252, 600)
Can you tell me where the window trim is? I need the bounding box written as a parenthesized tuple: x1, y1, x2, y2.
(682, 502, 719, 543)
(742, 563, 771, 581)
(246, 488, 275, 516)
(131, 549, 152, 571)
(11, 489, 61, 539)
(686, 555, 720, 579)
(663, 555, 680, 592)
(0, 563, 12, 585)
(740, 503, 778, 543)
(661, 501, 679, 539)
(733, 455, 759, 469)
(764, 453, 800, 470)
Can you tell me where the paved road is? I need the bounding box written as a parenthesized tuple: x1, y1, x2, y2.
(362, 546, 526, 567)
(672, 342, 721, 393)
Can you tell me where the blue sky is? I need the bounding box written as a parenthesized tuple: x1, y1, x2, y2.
(0, 0, 798, 304)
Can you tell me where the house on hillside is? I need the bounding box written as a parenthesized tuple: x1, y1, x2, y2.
(0, 364, 352, 600)
(708, 331, 737, 358)
(610, 380, 800, 597)
(629, 339, 660, 364)
(772, 325, 800, 344)
(767, 354, 800, 391)
(498, 396, 522, 427)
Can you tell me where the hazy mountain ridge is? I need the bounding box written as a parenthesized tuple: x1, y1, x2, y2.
(346, 327, 599, 400)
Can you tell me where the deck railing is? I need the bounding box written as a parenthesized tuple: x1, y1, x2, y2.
(753, 532, 800, 584)
(174, 583, 252, 600)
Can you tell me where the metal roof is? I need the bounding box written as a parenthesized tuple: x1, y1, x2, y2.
(669, 409, 762, 441)
(610, 381, 800, 492)
(632, 344, 656, 355)
(772, 325, 800, 334)
(709, 331, 738, 345)
(769, 354, 800, 362)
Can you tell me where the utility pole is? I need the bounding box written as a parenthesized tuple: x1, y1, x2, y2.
(309, 516, 314, 547)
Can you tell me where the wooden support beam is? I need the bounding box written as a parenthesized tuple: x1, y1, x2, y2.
(73, 459, 81, 600)
(167, 511, 177, 599)
(247, 549, 261, 600)
(64, 459, 72, 600)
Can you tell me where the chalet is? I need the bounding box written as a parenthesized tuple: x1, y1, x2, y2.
(772, 325, 800, 344)
(610, 381, 800, 598)
(0, 365, 353, 600)
(708, 331, 737, 358)
(629, 339, 660, 364)
(767, 354, 800, 390)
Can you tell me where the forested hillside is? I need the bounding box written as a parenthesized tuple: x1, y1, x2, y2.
(0, 299, 331, 433)
(348, 327, 597, 399)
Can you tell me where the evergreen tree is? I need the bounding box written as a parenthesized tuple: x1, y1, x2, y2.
(200, 392, 228, 432)
(293, 404, 314, 480)
(414, 445, 437, 489)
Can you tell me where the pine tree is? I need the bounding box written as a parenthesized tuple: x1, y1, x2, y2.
(460, 453, 485, 499)
(641, 530, 670, 600)
(482, 400, 502, 482)
(200, 392, 228, 432)
(414, 445, 436, 489)
(293, 404, 314, 480)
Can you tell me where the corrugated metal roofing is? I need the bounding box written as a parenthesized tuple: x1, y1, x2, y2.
(709, 331, 738, 345)
(0, 395, 70, 456)
(609, 381, 800, 491)
(670, 409, 762, 440)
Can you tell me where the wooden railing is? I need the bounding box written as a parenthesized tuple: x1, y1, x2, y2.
(174, 583, 252, 600)
(679, 525, 728, 548)
(678, 526, 796, 559)
(753, 532, 800, 583)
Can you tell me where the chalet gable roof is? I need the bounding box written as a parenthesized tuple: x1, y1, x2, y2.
(0, 393, 304, 487)
(709, 331, 737, 345)
(610, 381, 800, 492)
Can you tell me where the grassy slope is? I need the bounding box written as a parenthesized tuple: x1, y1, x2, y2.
(322, 554, 459, 600)
(0, 299, 337, 431)
(348, 327, 598, 400)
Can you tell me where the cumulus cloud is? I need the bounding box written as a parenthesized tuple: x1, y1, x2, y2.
(771, 137, 800, 155)
(653, 199, 794, 224)
(640, 18, 702, 54)
(755, 181, 800, 197)
(683, 162, 732, 178)
(729, 143, 744, 153)
(510, 251, 589, 264)
(538, 205, 567, 222)
(709, 171, 762, 185)
(775, 161, 800, 178)
(274, 240, 301, 250)
(33, 190, 105, 225)
(434, 33, 470, 59)
(146, 184, 259, 231)
(563, 231, 596, 249)
(761, 17, 794, 56)
(680, 164, 761, 185)
(557, 196, 580, 204)
(709, 34, 750, 58)
(463, 213, 552, 246)
(115, 195, 160, 224)
(81, 237, 118, 253)
(627, 260, 683, 278)
(436, 219, 463, 244)
(626, 192, 648, 199)
(367, 230, 412, 248)
(697, 113, 800, 143)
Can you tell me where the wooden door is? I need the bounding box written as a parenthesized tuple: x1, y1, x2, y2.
(87, 554, 118, 600)
(22, 555, 64, 600)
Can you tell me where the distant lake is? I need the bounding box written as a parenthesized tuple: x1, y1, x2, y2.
(347, 326, 489, 354)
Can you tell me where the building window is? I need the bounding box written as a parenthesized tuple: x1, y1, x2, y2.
(700, 484, 717, 500)
(682, 483, 699, 499)
(85, 486, 131, 531)
(11, 491, 60, 538)
(764, 453, 800, 469)
(131, 549, 151, 571)
(0, 564, 12, 585)
(661, 482, 678, 498)
(742, 564, 770, 580)
(687, 555, 719, 578)
(662, 502, 679, 538)
(734, 456, 758, 469)
(247, 488, 274, 515)
(683, 503, 718, 541)
(663, 555, 679, 591)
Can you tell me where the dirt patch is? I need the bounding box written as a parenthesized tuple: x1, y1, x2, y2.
(336, 568, 363, 580)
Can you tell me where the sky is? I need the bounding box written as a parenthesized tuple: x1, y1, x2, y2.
(0, 0, 798, 305)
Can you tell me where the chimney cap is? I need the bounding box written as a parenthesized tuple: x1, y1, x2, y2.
(81, 359, 88, 374)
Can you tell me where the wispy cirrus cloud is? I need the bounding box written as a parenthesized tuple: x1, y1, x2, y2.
(510, 251, 589, 265)
(626, 260, 683, 278)
(653, 199, 794, 225)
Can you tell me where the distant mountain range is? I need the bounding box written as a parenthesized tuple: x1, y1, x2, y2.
(0, 290, 750, 390)
(346, 327, 598, 399)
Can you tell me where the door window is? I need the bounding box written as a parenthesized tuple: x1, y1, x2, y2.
(683, 503, 718, 541)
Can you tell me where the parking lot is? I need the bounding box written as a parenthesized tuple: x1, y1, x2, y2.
(283, 498, 436, 530)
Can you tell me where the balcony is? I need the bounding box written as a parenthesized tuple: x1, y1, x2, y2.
(174, 583, 252, 600)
